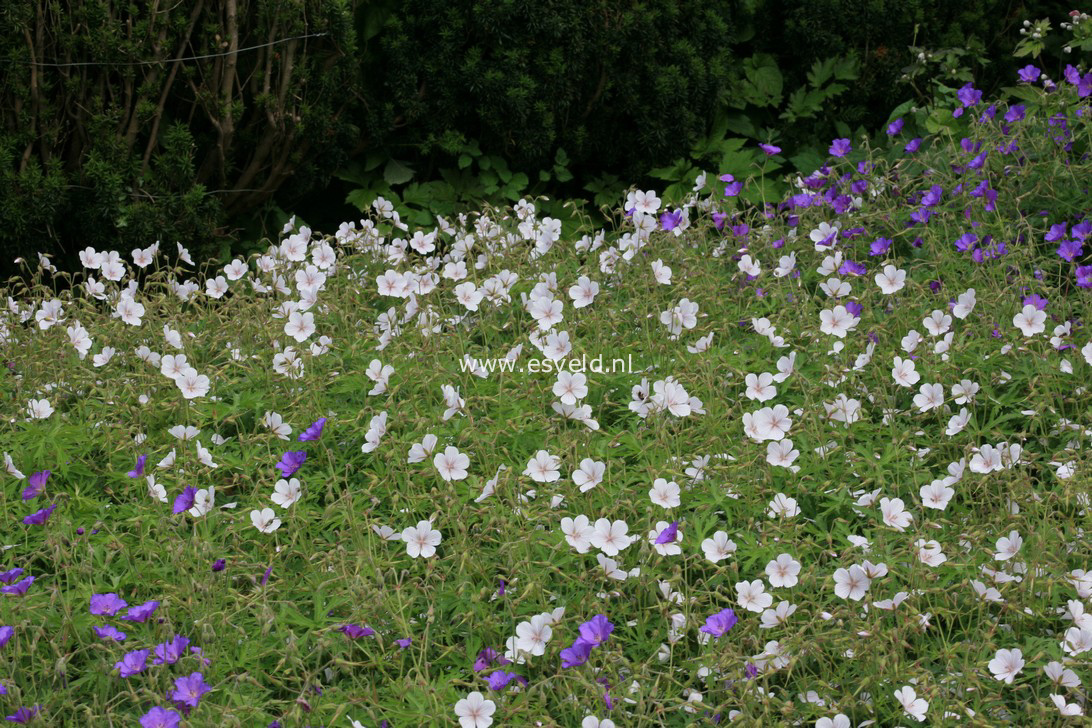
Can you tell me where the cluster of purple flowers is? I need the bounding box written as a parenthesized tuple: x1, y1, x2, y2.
(560, 614, 613, 669)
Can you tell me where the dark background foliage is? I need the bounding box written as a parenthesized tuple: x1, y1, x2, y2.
(0, 0, 1075, 278)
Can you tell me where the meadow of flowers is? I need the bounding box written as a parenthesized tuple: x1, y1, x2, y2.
(1, 61, 1091, 727)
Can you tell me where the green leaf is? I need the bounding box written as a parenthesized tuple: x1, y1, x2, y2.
(383, 158, 415, 185)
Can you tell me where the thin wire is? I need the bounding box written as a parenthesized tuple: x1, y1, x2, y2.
(2, 31, 329, 68)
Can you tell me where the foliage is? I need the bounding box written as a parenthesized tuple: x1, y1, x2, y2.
(0, 0, 357, 275)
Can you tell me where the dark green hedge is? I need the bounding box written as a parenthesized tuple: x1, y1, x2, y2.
(0, 0, 1075, 277)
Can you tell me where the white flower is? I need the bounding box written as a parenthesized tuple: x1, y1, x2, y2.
(874, 264, 907, 294)
(916, 539, 947, 567)
(701, 531, 737, 563)
(572, 459, 605, 492)
(272, 478, 302, 508)
(922, 309, 952, 336)
(988, 648, 1024, 684)
(815, 715, 850, 728)
(408, 434, 438, 463)
(946, 407, 971, 436)
(434, 446, 470, 481)
(879, 497, 913, 531)
(912, 382, 944, 412)
(953, 288, 977, 319)
(651, 259, 672, 284)
(766, 439, 800, 469)
(26, 399, 54, 420)
(454, 691, 496, 728)
(1044, 661, 1081, 688)
(894, 685, 928, 722)
(284, 311, 316, 342)
(176, 368, 211, 400)
(189, 487, 215, 517)
(553, 371, 588, 405)
(765, 554, 801, 588)
(819, 305, 859, 338)
(146, 475, 167, 503)
(649, 478, 681, 508)
(745, 404, 792, 442)
(744, 372, 777, 401)
(1051, 694, 1084, 716)
(568, 276, 600, 307)
(768, 493, 800, 519)
(589, 519, 633, 556)
(582, 717, 617, 728)
(561, 515, 596, 553)
(250, 508, 282, 534)
(515, 613, 554, 655)
(454, 282, 484, 311)
(1013, 304, 1046, 336)
(920, 480, 955, 510)
(262, 411, 292, 440)
(736, 579, 774, 612)
(891, 356, 920, 387)
(994, 530, 1023, 560)
(195, 440, 217, 468)
(970, 444, 1003, 473)
(524, 450, 561, 483)
(833, 565, 871, 601)
(401, 520, 441, 559)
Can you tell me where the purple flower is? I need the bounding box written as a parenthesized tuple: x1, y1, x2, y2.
(560, 638, 593, 668)
(711, 211, 728, 232)
(700, 608, 739, 638)
(957, 83, 982, 108)
(212, 559, 226, 572)
(758, 143, 781, 155)
(497, 579, 506, 596)
(1004, 104, 1026, 123)
(578, 615, 614, 647)
(659, 209, 683, 231)
(1045, 222, 1068, 242)
(140, 707, 182, 728)
(1, 576, 35, 596)
(886, 118, 904, 136)
(21, 471, 49, 500)
(1072, 220, 1091, 241)
(395, 637, 413, 649)
(261, 566, 273, 587)
(338, 624, 375, 639)
(1058, 240, 1085, 262)
(486, 670, 527, 691)
(904, 138, 922, 153)
(170, 672, 212, 710)
(869, 238, 892, 256)
(921, 184, 943, 207)
(275, 451, 307, 478)
(172, 486, 197, 514)
(90, 593, 128, 616)
(0, 568, 24, 585)
(127, 455, 147, 478)
(153, 635, 191, 665)
(955, 232, 978, 252)
(654, 521, 679, 545)
(115, 648, 150, 678)
(829, 138, 852, 157)
(298, 418, 326, 442)
(93, 625, 127, 642)
(838, 260, 866, 277)
(473, 647, 510, 672)
(1075, 265, 1092, 288)
(845, 301, 863, 317)
(1017, 64, 1040, 83)
(0, 626, 13, 648)
(1023, 294, 1048, 311)
(23, 503, 56, 526)
(5, 706, 39, 724)
(121, 600, 160, 623)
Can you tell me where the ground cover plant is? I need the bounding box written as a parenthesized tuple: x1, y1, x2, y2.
(2, 56, 1092, 727)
